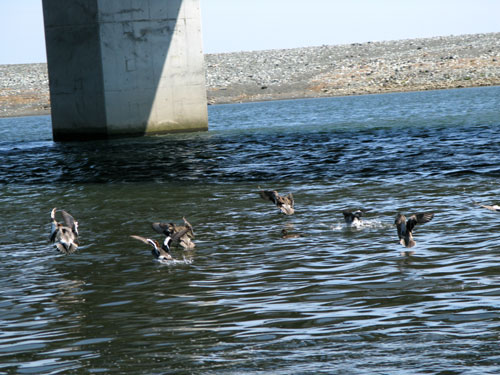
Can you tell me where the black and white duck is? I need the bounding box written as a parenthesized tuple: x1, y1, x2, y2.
(342, 209, 368, 227)
(473, 200, 500, 212)
(151, 217, 195, 250)
(130, 227, 190, 262)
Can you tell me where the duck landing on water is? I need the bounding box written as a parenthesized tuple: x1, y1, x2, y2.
(342, 209, 369, 227)
(258, 188, 295, 215)
(394, 212, 434, 255)
(151, 217, 195, 250)
(131, 227, 190, 262)
(49, 208, 79, 254)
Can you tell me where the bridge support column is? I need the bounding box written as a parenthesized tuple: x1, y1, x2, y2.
(42, 0, 208, 141)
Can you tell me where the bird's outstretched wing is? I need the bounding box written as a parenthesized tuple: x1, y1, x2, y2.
(407, 212, 434, 233)
(182, 217, 195, 237)
(61, 210, 76, 228)
(152, 222, 171, 235)
(259, 189, 279, 205)
(130, 235, 151, 245)
(131, 235, 172, 259)
(60, 210, 79, 237)
(170, 227, 190, 244)
(50, 207, 57, 221)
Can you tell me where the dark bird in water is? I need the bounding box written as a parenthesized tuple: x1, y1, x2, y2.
(258, 188, 295, 215)
(151, 217, 195, 249)
(395, 212, 434, 249)
(281, 228, 303, 239)
(342, 209, 368, 227)
(473, 200, 500, 212)
(49, 208, 79, 254)
(131, 227, 190, 262)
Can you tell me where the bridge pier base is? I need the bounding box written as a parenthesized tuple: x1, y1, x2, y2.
(42, 0, 208, 141)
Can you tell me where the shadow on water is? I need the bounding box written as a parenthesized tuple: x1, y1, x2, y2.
(2, 122, 500, 185)
(2, 86, 500, 185)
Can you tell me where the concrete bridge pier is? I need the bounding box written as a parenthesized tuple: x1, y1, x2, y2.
(42, 0, 208, 141)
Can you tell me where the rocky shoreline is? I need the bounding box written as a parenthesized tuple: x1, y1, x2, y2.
(1, 32, 499, 117)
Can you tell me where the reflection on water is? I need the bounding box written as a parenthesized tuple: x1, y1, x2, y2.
(1, 87, 500, 374)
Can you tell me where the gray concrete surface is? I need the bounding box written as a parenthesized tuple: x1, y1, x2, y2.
(41, 0, 207, 141)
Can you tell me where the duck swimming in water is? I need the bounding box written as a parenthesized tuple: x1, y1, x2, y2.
(395, 212, 434, 250)
(473, 201, 500, 212)
(259, 188, 295, 215)
(131, 227, 190, 262)
(281, 228, 303, 239)
(151, 217, 195, 250)
(49, 208, 79, 254)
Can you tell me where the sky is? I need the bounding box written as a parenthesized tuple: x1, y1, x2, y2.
(0, 0, 499, 64)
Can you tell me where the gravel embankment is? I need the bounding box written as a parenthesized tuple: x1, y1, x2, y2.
(0, 63, 50, 117)
(1, 33, 499, 117)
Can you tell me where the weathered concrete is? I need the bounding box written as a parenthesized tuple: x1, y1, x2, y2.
(42, 0, 208, 141)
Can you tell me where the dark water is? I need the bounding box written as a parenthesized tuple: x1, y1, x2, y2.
(1, 86, 500, 374)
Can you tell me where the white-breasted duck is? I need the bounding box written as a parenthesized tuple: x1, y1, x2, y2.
(259, 188, 295, 215)
(395, 212, 434, 249)
(342, 209, 368, 227)
(473, 201, 500, 212)
(49, 208, 79, 254)
(131, 227, 190, 262)
(151, 217, 195, 250)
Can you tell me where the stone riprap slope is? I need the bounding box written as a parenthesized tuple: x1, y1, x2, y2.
(0, 63, 50, 117)
(205, 33, 500, 104)
(1, 33, 499, 116)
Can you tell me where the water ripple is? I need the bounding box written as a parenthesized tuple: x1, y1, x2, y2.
(1, 87, 500, 373)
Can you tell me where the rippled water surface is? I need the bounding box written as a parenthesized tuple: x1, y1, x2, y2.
(1, 87, 500, 374)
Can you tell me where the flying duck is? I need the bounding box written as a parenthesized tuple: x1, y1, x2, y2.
(151, 217, 195, 250)
(395, 212, 434, 249)
(258, 188, 295, 215)
(49, 208, 79, 254)
(130, 227, 190, 262)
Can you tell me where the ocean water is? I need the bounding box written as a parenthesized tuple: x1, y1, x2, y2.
(1, 86, 500, 374)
